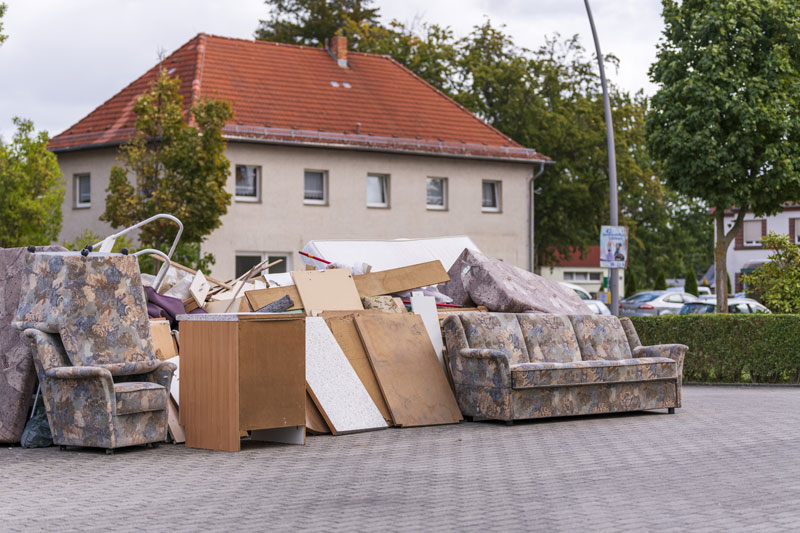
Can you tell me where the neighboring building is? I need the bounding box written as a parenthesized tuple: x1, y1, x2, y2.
(720, 205, 800, 291)
(49, 34, 550, 279)
(538, 246, 624, 300)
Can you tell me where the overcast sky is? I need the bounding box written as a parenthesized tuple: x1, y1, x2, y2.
(0, 0, 664, 142)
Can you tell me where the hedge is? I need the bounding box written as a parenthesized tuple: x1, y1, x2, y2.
(630, 315, 800, 384)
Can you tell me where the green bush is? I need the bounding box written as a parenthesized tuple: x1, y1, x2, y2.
(631, 315, 800, 384)
(624, 270, 637, 298)
(654, 270, 667, 290)
(684, 268, 698, 296)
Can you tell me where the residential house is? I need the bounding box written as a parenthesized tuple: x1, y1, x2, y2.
(537, 246, 624, 300)
(49, 34, 550, 279)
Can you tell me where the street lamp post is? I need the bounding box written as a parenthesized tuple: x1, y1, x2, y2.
(584, 0, 620, 315)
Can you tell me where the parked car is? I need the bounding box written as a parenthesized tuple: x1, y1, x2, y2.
(584, 299, 611, 315)
(679, 298, 771, 315)
(560, 282, 591, 301)
(620, 290, 699, 316)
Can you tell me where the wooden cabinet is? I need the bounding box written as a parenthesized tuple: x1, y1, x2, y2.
(178, 313, 305, 451)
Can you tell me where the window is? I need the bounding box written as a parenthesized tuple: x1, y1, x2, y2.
(482, 180, 501, 212)
(74, 174, 91, 208)
(564, 271, 592, 281)
(235, 165, 260, 201)
(235, 252, 290, 278)
(426, 177, 447, 210)
(367, 174, 389, 208)
(304, 170, 327, 205)
(743, 220, 763, 245)
(589, 272, 601, 281)
(563, 272, 574, 281)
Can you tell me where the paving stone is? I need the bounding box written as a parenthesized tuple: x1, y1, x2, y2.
(1, 386, 798, 531)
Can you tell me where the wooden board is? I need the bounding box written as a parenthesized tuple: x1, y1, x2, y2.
(189, 270, 211, 308)
(292, 269, 363, 316)
(244, 285, 303, 312)
(305, 390, 331, 434)
(149, 319, 178, 361)
(321, 311, 393, 424)
(238, 318, 305, 431)
(305, 317, 387, 434)
(355, 313, 462, 427)
(167, 397, 185, 444)
(353, 261, 449, 297)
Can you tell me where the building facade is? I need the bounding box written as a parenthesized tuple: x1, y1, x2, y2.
(537, 246, 624, 300)
(50, 34, 549, 279)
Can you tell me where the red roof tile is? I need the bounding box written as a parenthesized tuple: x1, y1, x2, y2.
(48, 34, 549, 162)
(545, 246, 601, 268)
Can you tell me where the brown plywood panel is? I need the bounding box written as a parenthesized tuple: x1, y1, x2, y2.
(355, 313, 462, 427)
(353, 261, 449, 297)
(321, 311, 392, 424)
(149, 319, 178, 361)
(244, 285, 303, 312)
(238, 317, 306, 430)
(179, 320, 240, 451)
(305, 390, 330, 434)
(292, 269, 363, 316)
(167, 398, 185, 444)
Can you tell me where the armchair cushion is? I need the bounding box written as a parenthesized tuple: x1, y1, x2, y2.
(568, 315, 632, 361)
(459, 312, 530, 365)
(511, 357, 678, 389)
(114, 382, 167, 415)
(516, 314, 582, 363)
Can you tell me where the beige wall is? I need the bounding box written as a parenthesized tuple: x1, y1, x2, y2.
(539, 265, 624, 300)
(57, 142, 534, 279)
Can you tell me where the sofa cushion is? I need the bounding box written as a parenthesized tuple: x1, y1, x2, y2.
(510, 357, 678, 388)
(459, 313, 530, 365)
(114, 382, 167, 415)
(516, 314, 582, 363)
(568, 315, 632, 361)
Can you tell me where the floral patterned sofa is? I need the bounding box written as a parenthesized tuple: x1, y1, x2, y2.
(442, 312, 686, 422)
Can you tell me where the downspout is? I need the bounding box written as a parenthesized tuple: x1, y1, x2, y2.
(529, 161, 546, 272)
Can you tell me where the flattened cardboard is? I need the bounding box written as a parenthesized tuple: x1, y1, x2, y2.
(292, 269, 363, 316)
(354, 261, 449, 297)
(321, 311, 393, 424)
(150, 319, 178, 361)
(355, 313, 462, 427)
(305, 317, 386, 434)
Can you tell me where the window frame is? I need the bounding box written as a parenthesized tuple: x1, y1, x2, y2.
(303, 169, 328, 206)
(481, 180, 502, 213)
(74, 173, 91, 209)
(426, 177, 448, 211)
(742, 219, 763, 246)
(234, 164, 261, 203)
(366, 173, 390, 209)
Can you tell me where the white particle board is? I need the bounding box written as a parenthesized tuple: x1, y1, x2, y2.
(305, 317, 387, 435)
(165, 355, 179, 405)
(410, 291, 445, 369)
(250, 425, 305, 445)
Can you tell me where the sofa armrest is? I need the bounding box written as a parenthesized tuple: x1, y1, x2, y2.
(448, 348, 510, 388)
(633, 344, 688, 366)
(139, 361, 177, 392)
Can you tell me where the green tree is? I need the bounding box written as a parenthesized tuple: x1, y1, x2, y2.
(684, 267, 698, 296)
(727, 273, 732, 295)
(255, 0, 379, 46)
(62, 229, 133, 253)
(101, 69, 233, 270)
(654, 270, 667, 291)
(0, 3, 8, 47)
(624, 269, 638, 298)
(742, 232, 800, 313)
(0, 118, 63, 247)
(647, 0, 800, 312)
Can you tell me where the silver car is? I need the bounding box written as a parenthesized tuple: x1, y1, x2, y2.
(620, 291, 699, 316)
(680, 298, 771, 314)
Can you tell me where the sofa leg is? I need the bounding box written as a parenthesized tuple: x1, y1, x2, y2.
(505, 420, 514, 426)
(105, 448, 114, 455)
(668, 407, 675, 414)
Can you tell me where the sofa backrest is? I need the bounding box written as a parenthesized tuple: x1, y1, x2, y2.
(516, 314, 582, 363)
(568, 315, 632, 361)
(456, 312, 530, 365)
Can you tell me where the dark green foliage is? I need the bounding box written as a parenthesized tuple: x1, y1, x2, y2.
(255, 0, 379, 47)
(632, 315, 800, 383)
(624, 270, 637, 298)
(0, 3, 7, 46)
(684, 268, 698, 296)
(742, 232, 800, 313)
(0, 118, 64, 247)
(654, 270, 667, 291)
(727, 273, 732, 294)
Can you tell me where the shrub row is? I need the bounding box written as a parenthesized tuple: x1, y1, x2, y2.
(630, 315, 800, 384)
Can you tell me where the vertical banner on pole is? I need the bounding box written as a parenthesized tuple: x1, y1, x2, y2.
(600, 226, 628, 269)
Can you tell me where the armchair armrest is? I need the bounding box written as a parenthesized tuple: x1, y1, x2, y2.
(139, 361, 177, 392)
(449, 348, 510, 388)
(45, 366, 113, 380)
(632, 344, 688, 366)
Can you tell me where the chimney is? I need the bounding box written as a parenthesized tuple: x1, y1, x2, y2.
(326, 35, 348, 68)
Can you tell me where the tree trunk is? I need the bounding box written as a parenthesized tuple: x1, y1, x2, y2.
(715, 208, 747, 313)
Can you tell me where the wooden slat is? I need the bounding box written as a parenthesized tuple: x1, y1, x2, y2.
(244, 285, 303, 312)
(353, 261, 449, 297)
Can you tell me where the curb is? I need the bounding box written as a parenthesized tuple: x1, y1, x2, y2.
(685, 382, 800, 388)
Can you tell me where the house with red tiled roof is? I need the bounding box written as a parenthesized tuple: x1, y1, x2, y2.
(51, 34, 551, 279)
(538, 246, 624, 300)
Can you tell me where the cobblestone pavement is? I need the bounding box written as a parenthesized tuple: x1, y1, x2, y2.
(2, 385, 799, 532)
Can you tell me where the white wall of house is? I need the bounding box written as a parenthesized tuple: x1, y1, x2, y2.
(721, 208, 800, 290)
(56, 142, 535, 279)
(538, 265, 624, 300)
